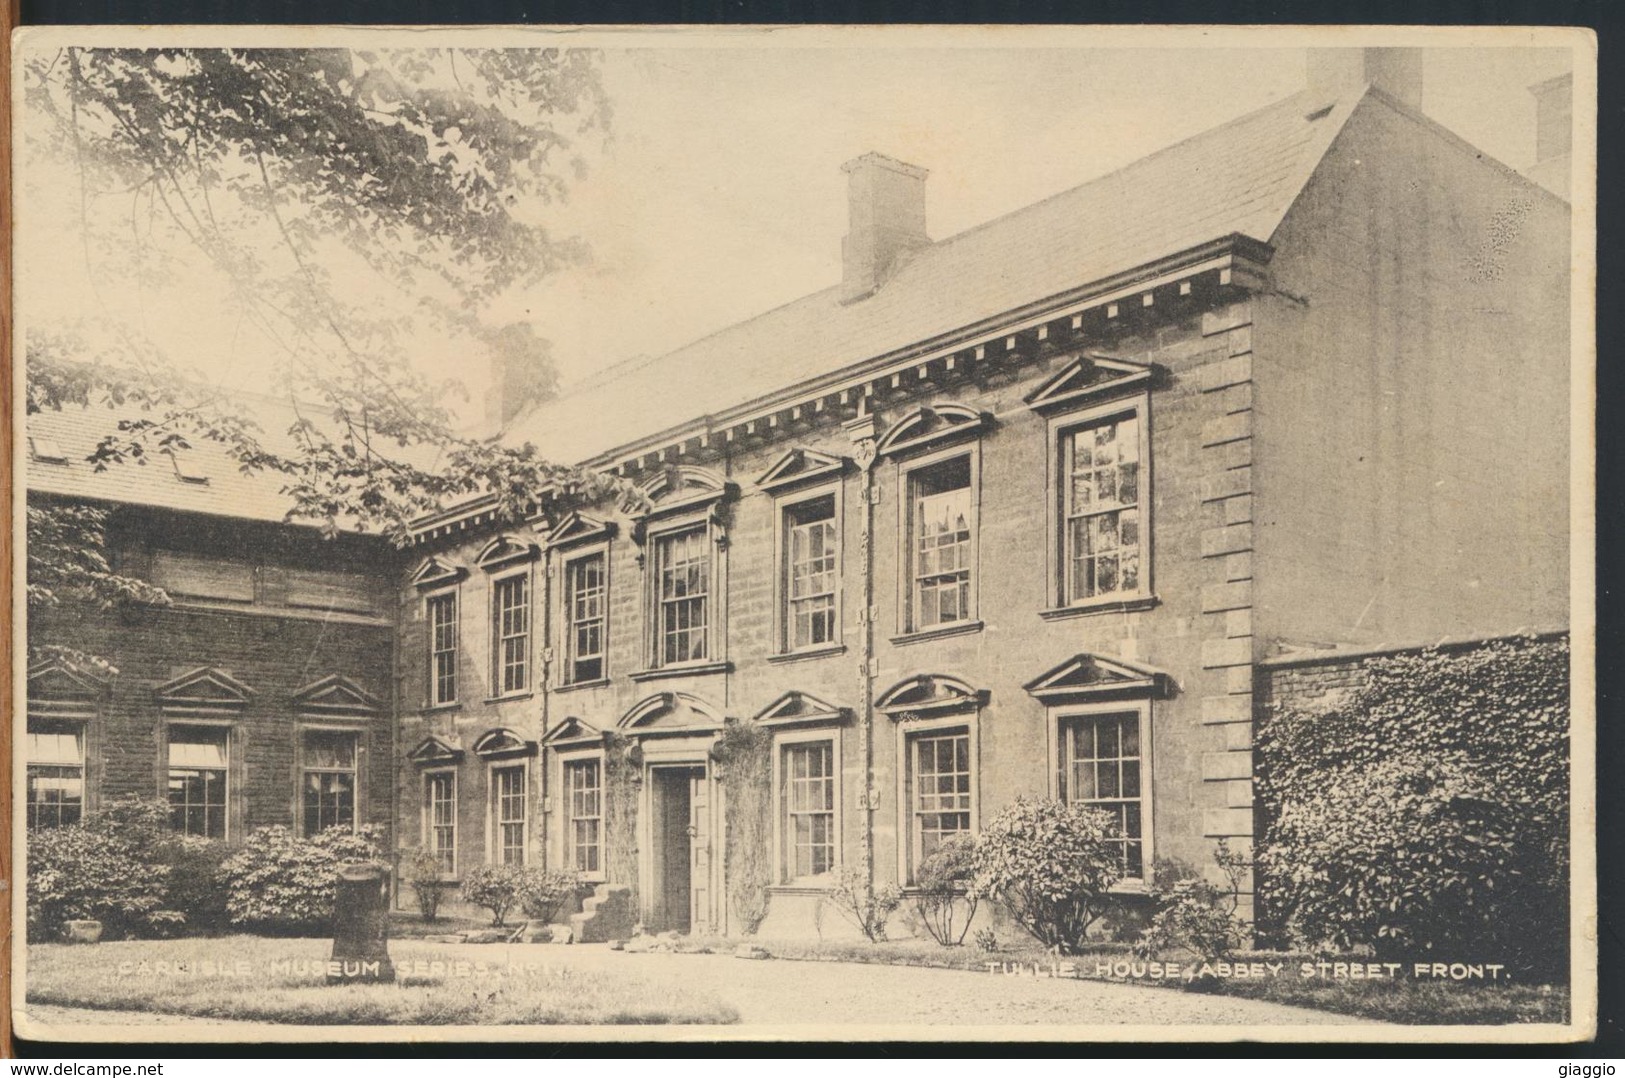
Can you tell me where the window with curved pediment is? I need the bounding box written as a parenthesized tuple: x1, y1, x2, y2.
(756, 691, 850, 887)
(634, 468, 733, 676)
(1029, 356, 1156, 617)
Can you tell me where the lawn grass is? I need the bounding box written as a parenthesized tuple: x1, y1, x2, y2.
(1194, 973, 1569, 1025)
(386, 910, 490, 939)
(27, 937, 737, 1025)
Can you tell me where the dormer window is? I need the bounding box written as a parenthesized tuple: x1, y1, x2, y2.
(29, 436, 68, 465)
(168, 449, 209, 485)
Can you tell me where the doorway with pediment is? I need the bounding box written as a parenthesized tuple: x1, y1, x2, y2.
(621, 691, 723, 935)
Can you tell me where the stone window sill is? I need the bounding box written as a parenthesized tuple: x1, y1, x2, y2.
(483, 691, 535, 705)
(629, 660, 732, 682)
(420, 702, 462, 716)
(766, 644, 848, 666)
(552, 677, 611, 694)
(1038, 594, 1160, 621)
(768, 882, 836, 895)
(889, 620, 984, 647)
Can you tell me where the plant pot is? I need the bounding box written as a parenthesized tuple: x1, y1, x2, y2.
(63, 920, 103, 944)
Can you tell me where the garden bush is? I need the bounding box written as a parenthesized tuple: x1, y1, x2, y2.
(218, 824, 385, 935)
(911, 834, 979, 946)
(27, 823, 170, 941)
(1137, 842, 1250, 962)
(519, 868, 587, 923)
(401, 848, 446, 922)
(1256, 634, 1569, 976)
(156, 834, 231, 934)
(1259, 754, 1533, 961)
(460, 864, 534, 926)
(823, 866, 901, 942)
(969, 797, 1121, 954)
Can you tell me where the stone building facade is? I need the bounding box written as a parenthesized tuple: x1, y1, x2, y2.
(25, 405, 401, 844)
(25, 49, 1572, 943)
(391, 54, 1571, 936)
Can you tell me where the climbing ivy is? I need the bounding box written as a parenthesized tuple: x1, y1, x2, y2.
(712, 719, 773, 935)
(602, 732, 642, 916)
(1255, 633, 1569, 975)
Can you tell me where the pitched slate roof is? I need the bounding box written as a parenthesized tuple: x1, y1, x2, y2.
(503, 85, 1366, 464)
(27, 393, 309, 524)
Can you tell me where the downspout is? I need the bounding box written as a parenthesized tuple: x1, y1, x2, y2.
(388, 551, 404, 910)
(843, 404, 880, 890)
(537, 531, 553, 872)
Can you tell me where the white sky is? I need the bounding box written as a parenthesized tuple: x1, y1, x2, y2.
(16, 33, 1578, 421)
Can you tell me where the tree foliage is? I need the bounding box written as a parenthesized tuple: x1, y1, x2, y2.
(22, 46, 618, 557)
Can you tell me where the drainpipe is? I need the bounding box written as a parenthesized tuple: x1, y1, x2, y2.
(537, 534, 552, 872)
(843, 404, 880, 890)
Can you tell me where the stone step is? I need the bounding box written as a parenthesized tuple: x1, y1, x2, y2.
(569, 883, 635, 943)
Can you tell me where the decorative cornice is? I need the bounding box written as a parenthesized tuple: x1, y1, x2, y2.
(407, 236, 1274, 539)
(154, 666, 255, 710)
(407, 734, 464, 765)
(472, 727, 538, 758)
(542, 511, 617, 550)
(753, 690, 852, 729)
(619, 690, 725, 731)
(541, 716, 605, 748)
(875, 404, 990, 460)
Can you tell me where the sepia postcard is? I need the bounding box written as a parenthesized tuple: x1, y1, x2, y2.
(9, 23, 1597, 1045)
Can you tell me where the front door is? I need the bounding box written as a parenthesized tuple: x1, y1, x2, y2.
(688, 770, 711, 934)
(651, 765, 711, 933)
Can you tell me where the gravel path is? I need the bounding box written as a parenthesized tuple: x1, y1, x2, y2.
(413, 943, 1373, 1028)
(19, 943, 1375, 1033)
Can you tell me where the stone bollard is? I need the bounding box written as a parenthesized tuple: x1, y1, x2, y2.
(327, 861, 395, 985)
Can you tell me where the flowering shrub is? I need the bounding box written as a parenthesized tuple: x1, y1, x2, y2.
(1256, 635, 1569, 975)
(219, 825, 385, 935)
(26, 796, 229, 941)
(969, 797, 1121, 954)
(27, 824, 169, 941)
(824, 866, 901, 942)
(520, 868, 588, 923)
(911, 834, 979, 946)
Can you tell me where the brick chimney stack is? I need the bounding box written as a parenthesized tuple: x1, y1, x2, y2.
(1306, 47, 1423, 111)
(840, 152, 930, 304)
(1525, 72, 1572, 201)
